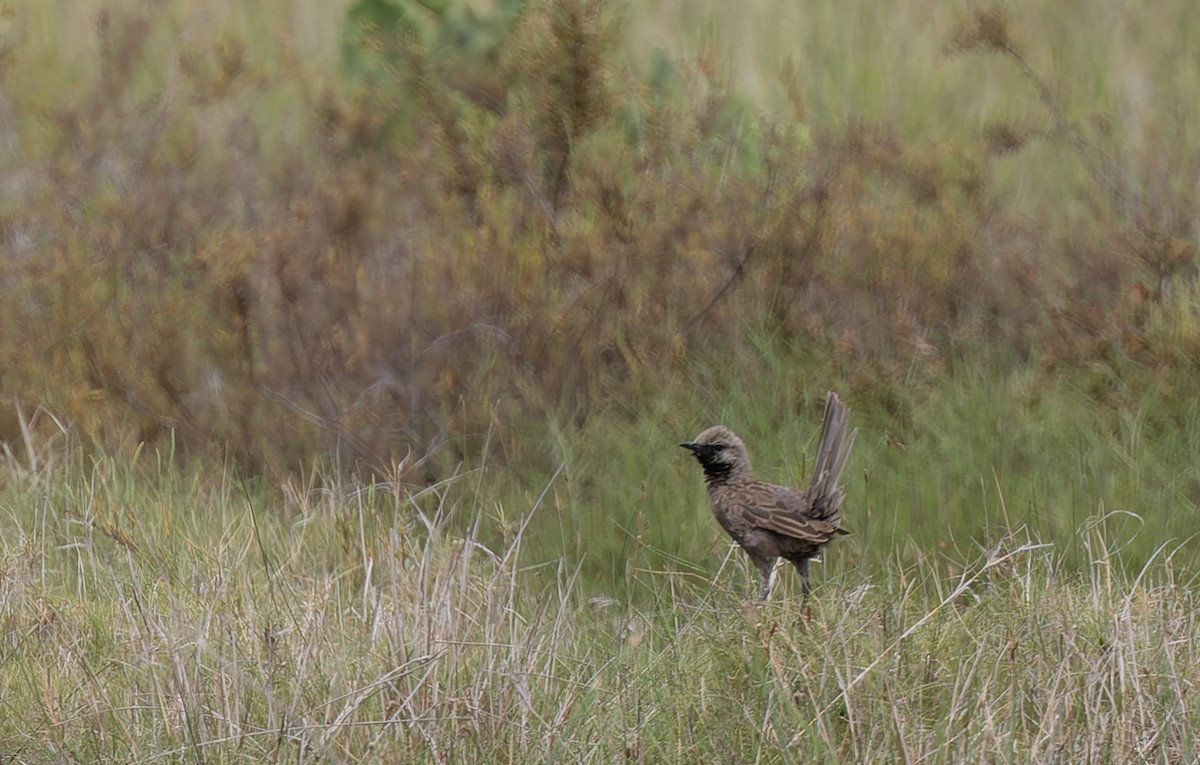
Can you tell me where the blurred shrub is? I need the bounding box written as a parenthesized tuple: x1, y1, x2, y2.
(0, 2, 1196, 474)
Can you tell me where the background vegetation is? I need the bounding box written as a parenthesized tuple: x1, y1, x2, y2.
(2, 0, 1200, 760)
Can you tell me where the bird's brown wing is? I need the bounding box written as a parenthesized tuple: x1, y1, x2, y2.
(737, 483, 846, 542)
(770, 484, 815, 516)
(742, 504, 845, 542)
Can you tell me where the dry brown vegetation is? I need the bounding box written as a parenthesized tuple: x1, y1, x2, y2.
(1, 1, 1197, 477)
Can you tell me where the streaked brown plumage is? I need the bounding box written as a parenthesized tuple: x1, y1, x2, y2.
(680, 392, 857, 598)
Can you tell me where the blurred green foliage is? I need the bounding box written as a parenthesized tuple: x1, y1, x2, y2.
(0, 2, 1197, 535)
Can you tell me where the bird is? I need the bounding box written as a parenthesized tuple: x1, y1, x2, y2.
(680, 392, 857, 599)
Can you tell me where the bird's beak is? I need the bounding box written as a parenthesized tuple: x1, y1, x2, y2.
(679, 441, 699, 452)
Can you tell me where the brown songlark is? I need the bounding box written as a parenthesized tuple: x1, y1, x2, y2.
(680, 392, 857, 598)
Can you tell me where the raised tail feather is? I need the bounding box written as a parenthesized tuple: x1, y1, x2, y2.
(808, 391, 857, 521)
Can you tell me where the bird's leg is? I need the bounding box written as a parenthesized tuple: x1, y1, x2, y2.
(791, 558, 814, 621)
(796, 558, 812, 598)
(755, 557, 776, 600)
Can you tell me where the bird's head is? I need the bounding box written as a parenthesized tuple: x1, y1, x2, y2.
(680, 425, 752, 483)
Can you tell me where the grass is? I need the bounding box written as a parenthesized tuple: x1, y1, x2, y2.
(4, 365, 1200, 762)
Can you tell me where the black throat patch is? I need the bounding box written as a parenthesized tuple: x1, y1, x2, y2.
(690, 446, 735, 484)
